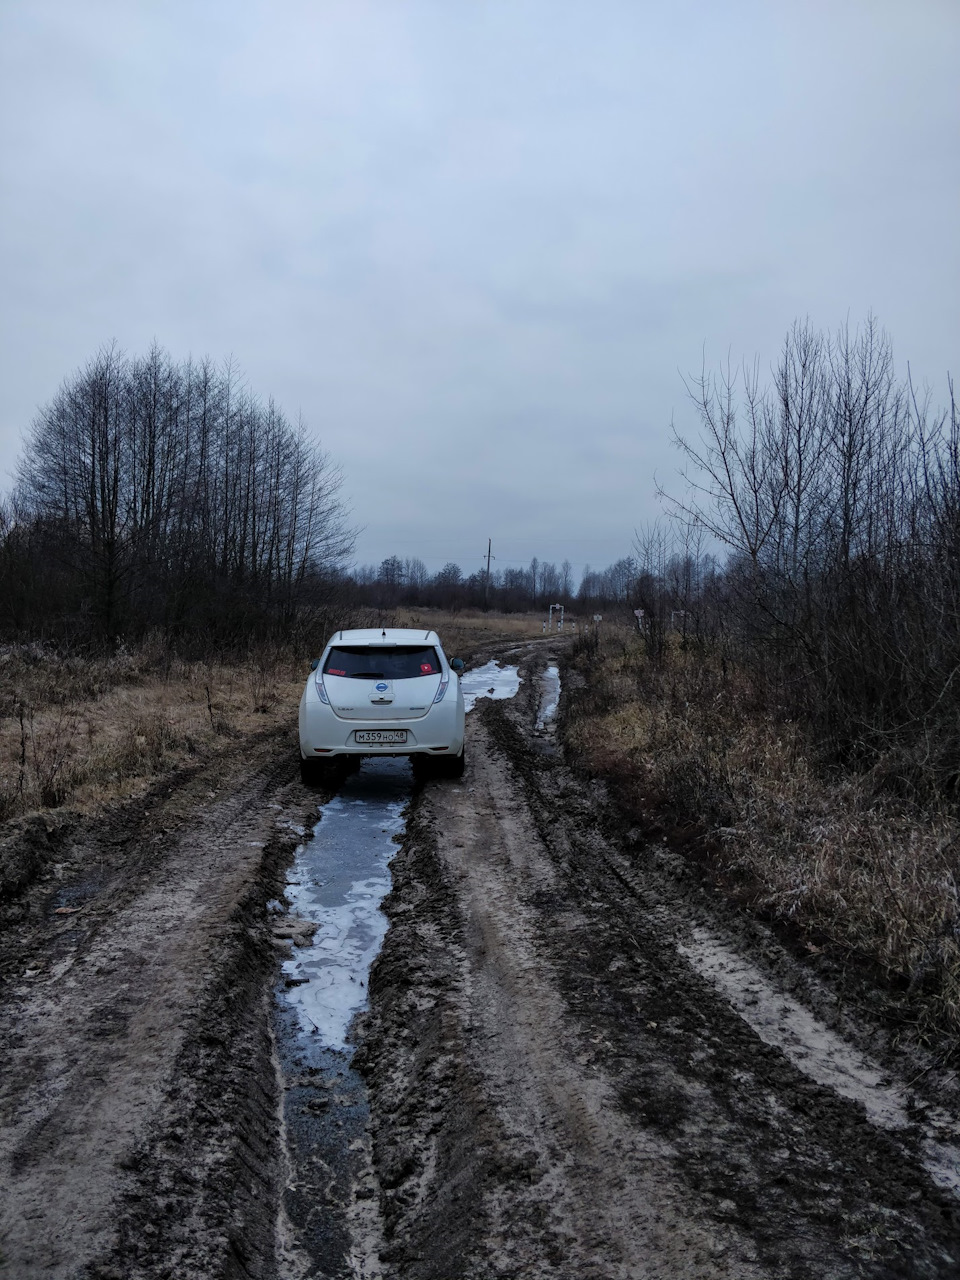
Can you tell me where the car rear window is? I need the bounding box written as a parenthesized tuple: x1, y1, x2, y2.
(323, 645, 442, 680)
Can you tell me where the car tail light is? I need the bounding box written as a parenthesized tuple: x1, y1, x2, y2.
(315, 670, 330, 704)
(433, 676, 449, 704)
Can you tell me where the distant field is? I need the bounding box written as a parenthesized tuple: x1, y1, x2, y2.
(395, 607, 575, 660)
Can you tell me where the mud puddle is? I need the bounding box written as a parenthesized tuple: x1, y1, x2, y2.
(274, 759, 412, 1278)
(680, 926, 960, 1197)
(280, 762, 410, 1047)
(459, 659, 521, 711)
(535, 663, 560, 730)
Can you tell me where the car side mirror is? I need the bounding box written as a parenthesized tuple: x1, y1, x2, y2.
(310, 658, 320, 671)
(451, 658, 464, 674)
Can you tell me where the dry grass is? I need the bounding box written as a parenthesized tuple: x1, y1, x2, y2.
(564, 625, 960, 1042)
(0, 639, 305, 820)
(394, 608, 563, 661)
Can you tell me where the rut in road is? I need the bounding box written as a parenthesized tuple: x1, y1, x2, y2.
(356, 656, 960, 1280)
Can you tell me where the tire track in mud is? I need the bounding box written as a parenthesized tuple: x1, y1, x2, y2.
(0, 730, 323, 1280)
(357, 689, 766, 1278)
(357, 652, 960, 1279)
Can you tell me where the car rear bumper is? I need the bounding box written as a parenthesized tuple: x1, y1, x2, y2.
(298, 695, 464, 758)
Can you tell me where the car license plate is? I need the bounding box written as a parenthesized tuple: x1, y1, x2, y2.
(354, 729, 407, 744)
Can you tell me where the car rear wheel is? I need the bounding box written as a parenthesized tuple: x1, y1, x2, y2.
(300, 756, 324, 785)
(416, 746, 465, 780)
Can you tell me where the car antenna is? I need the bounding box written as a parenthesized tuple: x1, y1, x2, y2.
(382, 628, 387, 638)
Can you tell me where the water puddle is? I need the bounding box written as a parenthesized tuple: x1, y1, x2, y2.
(460, 660, 521, 712)
(536, 664, 561, 730)
(274, 759, 412, 1275)
(680, 927, 960, 1196)
(281, 760, 410, 1047)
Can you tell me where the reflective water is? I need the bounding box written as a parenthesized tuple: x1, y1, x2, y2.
(460, 660, 522, 712)
(536, 664, 561, 730)
(281, 759, 411, 1050)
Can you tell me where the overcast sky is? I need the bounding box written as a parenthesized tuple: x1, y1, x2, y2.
(1, 0, 957, 579)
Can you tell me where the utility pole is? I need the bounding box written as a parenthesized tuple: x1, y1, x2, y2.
(483, 538, 494, 611)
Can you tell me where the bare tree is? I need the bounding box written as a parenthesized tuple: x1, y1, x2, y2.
(664, 316, 960, 792)
(11, 345, 354, 645)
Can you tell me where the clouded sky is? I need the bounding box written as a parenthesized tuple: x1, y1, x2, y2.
(1, 0, 957, 579)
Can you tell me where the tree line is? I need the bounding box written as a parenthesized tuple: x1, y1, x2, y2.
(649, 317, 959, 798)
(347, 554, 642, 612)
(0, 341, 648, 649)
(0, 344, 354, 647)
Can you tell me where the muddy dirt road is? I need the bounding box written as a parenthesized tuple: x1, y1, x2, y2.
(0, 730, 325, 1280)
(2, 643, 959, 1278)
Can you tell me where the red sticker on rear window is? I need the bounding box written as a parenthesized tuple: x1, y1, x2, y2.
(327, 667, 346, 675)
(420, 663, 434, 673)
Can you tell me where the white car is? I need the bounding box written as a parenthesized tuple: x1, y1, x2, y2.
(299, 627, 466, 781)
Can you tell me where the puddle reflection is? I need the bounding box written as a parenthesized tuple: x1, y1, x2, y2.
(281, 758, 412, 1049)
(536, 664, 561, 729)
(460, 660, 521, 712)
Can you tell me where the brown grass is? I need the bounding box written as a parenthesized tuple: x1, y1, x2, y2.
(395, 607, 561, 661)
(563, 623, 960, 1043)
(0, 639, 305, 820)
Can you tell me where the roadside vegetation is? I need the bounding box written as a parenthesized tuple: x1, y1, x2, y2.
(0, 637, 308, 821)
(564, 622, 960, 1046)
(565, 317, 960, 1047)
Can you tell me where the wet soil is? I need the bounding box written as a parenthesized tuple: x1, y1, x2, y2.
(2, 645, 959, 1278)
(357, 648, 960, 1279)
(0, 727, 326, 1279)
